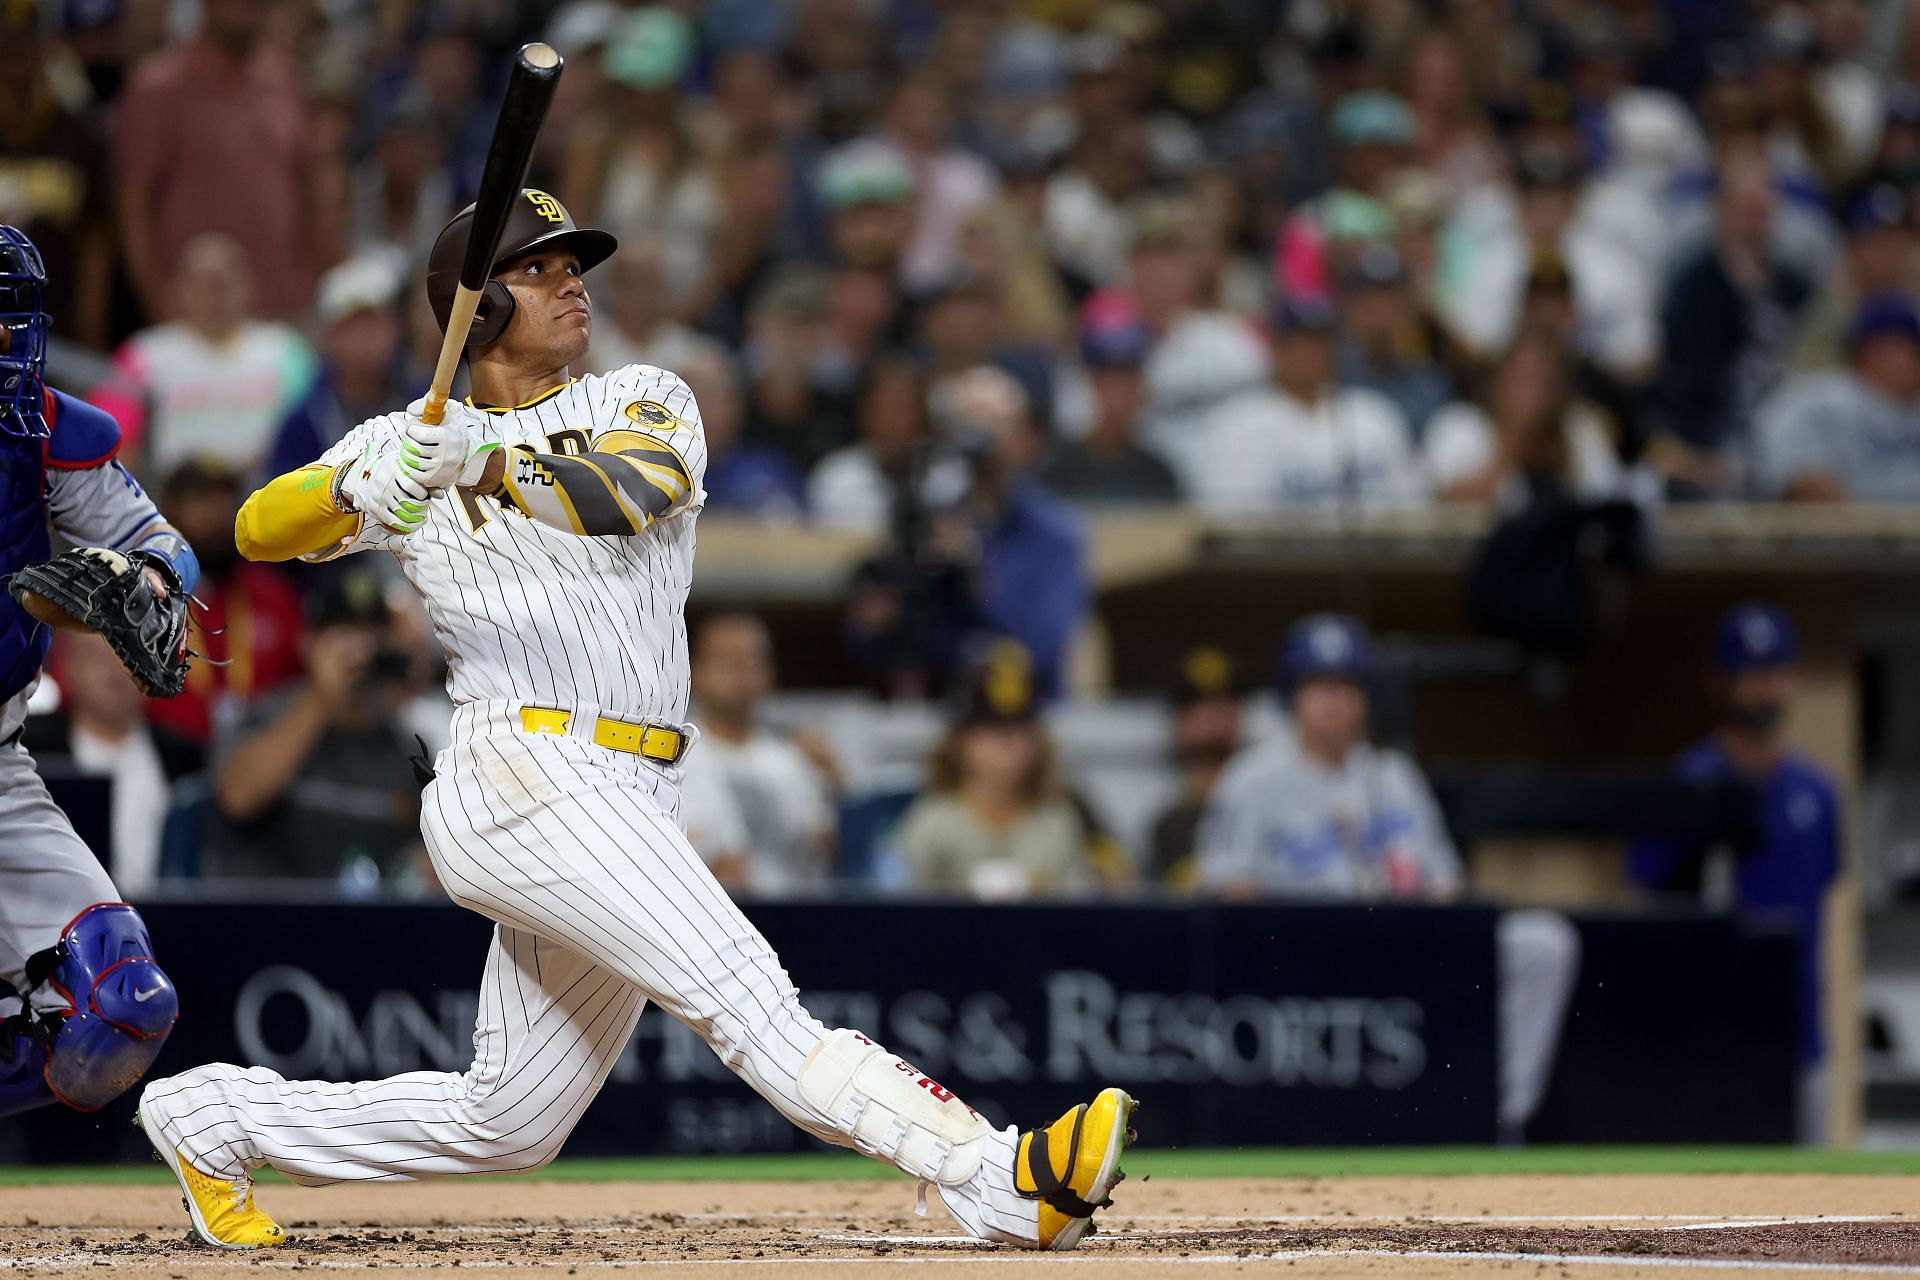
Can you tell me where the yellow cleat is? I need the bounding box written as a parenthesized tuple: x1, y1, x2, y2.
(136, 1111, 285, 1249)
(1015, 1087, 1138, 1251)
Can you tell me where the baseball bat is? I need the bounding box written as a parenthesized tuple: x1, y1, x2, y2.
(419, 42, 565, 426)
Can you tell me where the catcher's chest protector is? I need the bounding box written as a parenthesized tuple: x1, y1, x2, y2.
(0, 432, 52, 700)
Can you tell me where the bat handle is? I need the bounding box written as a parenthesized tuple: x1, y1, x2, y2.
(420, 389, 450, 427)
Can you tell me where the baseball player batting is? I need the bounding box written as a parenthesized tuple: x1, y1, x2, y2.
(136, 192, 1136, 1251)
(0, 225, 199, 1122)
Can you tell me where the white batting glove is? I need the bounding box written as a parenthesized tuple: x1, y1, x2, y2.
(335, 442, 433, 534)
(400, 396, 501, 490)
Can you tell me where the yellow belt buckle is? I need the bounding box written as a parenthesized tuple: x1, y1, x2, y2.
(638, 724, 683, 764)
(520, 707, 571, 737)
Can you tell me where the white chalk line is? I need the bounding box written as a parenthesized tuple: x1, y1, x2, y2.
(6, 1249, 1920, 1274)
(3, 1212, 1913, 1273)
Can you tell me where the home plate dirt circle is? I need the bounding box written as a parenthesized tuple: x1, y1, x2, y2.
(3, 1175, 1917, 1277)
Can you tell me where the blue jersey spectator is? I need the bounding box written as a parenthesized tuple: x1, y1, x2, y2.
(1629, 604, 1841, 1083)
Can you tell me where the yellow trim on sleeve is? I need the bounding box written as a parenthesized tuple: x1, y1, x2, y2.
(235, 465, 362, 563)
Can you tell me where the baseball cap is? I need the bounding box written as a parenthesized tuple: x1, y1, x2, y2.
(1082, 322, 1154, 369)
(1714, 602, 1799, 674)
(1276, 614, 1372, 695)
(310, 571, 395, 631)
(1330, 92, 1415, 147)
(315, 253, 404, 328)
(1171, 646, 1239, 707)
(1847, 292, 1920, 352)
(1319, 190, 1397, 243)
(820, 143, 916, 209)
(1269, 294, 1338, 335)
(957, 641, 1040, 725)
(606, 6, 694, 91)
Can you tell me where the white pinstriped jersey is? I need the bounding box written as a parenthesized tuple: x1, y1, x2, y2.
(311, 364, 708, 720)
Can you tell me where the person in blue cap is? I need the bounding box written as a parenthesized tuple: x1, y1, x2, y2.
(1754, 291, 1920, 501)
(1200, 613, 1580, 1140)
(1037, 322, 1180, 506)
(1195, 613, 1460, 898)
(1628, 602, 1840, 1136)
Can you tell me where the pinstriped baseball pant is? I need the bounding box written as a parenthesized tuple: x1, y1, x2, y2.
(139, 708, 1038, 1242)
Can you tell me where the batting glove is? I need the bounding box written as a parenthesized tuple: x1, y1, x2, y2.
(335, 442, 433, 534)
(400, 396, 502, 490)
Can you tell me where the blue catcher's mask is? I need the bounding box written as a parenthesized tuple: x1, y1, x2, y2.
(0, 225, 50, 440)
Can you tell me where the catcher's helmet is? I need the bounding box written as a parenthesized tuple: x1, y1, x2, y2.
(0, 225, 50, 439)
(426, 189, 617, 349)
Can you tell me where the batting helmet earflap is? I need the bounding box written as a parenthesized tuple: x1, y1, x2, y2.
(425, 189, 617, 349)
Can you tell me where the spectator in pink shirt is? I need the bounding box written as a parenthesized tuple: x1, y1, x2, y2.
(110, 0, 318, 323)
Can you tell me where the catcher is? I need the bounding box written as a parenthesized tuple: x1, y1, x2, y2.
(0, 225, 194, 1119)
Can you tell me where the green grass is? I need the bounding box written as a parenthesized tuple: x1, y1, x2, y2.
(7, 1147, 1920, 1187)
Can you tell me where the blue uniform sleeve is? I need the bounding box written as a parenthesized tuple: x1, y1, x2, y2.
(41, 387, 199, 594)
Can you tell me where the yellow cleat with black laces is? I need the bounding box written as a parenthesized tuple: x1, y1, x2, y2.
(136, 1111, 285, 1249)
(1015, 1087, 1138, 1251)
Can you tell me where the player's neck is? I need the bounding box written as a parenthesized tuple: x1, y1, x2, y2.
(468, 360, 571, 411)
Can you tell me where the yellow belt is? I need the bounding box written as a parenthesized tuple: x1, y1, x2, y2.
(517, 706, 690, 765)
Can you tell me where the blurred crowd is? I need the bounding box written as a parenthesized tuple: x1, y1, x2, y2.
(16, 0, 1920, 517)
(0, 0, 1868, 946)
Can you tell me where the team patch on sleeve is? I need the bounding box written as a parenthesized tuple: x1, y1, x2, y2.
(622, 400, 681, 429)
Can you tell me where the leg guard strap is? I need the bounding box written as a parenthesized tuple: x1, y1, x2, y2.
(0, 1016, 58, 1119)
(797, 1029, 991, 1187)
(1017, 1107, 1100, 1218)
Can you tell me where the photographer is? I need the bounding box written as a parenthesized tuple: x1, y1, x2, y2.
(205, 571, 428, 886)
(845, 366, 1087, 697)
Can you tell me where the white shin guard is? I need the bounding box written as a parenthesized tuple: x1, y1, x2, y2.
(797, 1028, 991, 1187)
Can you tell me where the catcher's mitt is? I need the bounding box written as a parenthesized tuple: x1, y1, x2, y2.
(8, 548, 192, 697)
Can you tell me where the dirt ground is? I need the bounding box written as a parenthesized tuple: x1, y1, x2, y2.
(3, 1175, 1917, 1278)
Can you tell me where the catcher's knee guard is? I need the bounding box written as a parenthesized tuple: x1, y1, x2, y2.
(796, 1028, 992, 1187)
(0, 903, 177, 1117)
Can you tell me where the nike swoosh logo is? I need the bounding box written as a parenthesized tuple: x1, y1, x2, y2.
(133, 987, 163, 1003)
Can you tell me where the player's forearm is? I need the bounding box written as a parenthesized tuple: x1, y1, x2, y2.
(213, 688, 331, 822)
(496, 436, 692, 537)
(235, 465, 363, 562)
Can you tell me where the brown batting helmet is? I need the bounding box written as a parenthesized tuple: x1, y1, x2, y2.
(426, 189, 618, 348)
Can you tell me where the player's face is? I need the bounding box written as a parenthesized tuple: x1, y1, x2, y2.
(1292, 678, 1367, 757)
(494, 249, 591, 369)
